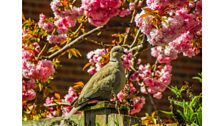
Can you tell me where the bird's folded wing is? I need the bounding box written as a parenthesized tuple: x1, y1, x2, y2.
(76, 63, 121, 106)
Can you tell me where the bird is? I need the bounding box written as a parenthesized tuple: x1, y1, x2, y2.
(59, 46, 126, 125)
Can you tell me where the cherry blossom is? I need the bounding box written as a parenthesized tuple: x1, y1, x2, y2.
(47, 34, 67, 44)
(129, 64, 172, 99)
(35, 60, 55, 82)
(81, 0, 124, 26)
(22, 60, 55, 82)
(129, 97, 146, 115)
(86, 48, 133, 74)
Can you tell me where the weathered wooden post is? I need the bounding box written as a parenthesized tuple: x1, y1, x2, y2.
(81, 101, 141, 126)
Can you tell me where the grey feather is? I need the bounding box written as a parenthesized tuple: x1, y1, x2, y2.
(60, 46, 126, 125)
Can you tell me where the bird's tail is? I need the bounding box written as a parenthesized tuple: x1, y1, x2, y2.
(59, 103, 86, 126)
(64, 105, 83, 119)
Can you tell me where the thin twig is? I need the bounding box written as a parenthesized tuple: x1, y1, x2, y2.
(37, 43, 49, 59)
(44, 102, 71, 107)
(152, 60, 158, 77)
(127, 35, 147, 78)
(148, 94, 163, 125)
(83, 38, 112, 47)
(130, 29, 141, 48)
(73, 23, 83, 36)
(123, 10, 137, 45)
(122, 0, 139, 45)
(129, 36, 147, 52)
(47, 26, 103, 59)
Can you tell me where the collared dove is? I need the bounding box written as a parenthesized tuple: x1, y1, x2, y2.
(60, 46, 126, 125)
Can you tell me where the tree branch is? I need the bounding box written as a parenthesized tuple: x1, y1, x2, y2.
(130, 29, 141, 48)
(44, 102, 71, 107)
(148, 94, 163, 125)
(83, 38, 113, 47)
(37, 43, 49, 60)
(122, 0, 139, 45)
(73, 23, 83, 36)
(127, 35, 148, 78)
(47, 26, 103, 59)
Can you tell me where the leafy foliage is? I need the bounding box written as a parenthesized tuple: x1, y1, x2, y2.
(162, 74, 202, 126)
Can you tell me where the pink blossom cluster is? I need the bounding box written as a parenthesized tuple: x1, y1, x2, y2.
(22, 42, 40, 103)
(50, 0, 83, 18)
(44, 87, 78, 117)
(22, 80, 37, 102)
(41, 0, 84, 44)
(38, 14, 68, 44)
(61, 87, 78, 116)
(146, 0, 189, 13)
(47, 34, 67, 44)
(116, 91, 127, 102)
(54, 16, 76, 34)
(86, 48, 109, 75)
(22, 59, 55, 82)
(64, 87, 78, 104)
(115, 83, 146, 115)
(136, 7, 201, 45)
(169, 31, 200, 57)
(22, 50, 34, 61)
(38, 14, 54, 32)
(81, 0, 131, 26)
(22, 43, 40, 58)
(150, 8, 200, 46)
(50, 0, 132, 27)
(22, 42, 55, 83)
(135, 0, 202, 61)
(52, 5, 83, 33)
(135, 11, 154, 36)
(44, 97, 57, 118)
(129, 96, 146, 115)
(130, 64, 172, 99)
(151, 46, 178, 64)
(86, 48, 133, 74)
(129, 3, 135, 10)
(115, 82, 137, 101)
(122, 49, 133, 70)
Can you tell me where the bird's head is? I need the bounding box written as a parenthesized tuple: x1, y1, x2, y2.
(110, 46, 126, 62)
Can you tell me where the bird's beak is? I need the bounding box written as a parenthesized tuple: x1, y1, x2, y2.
(122, 51, 128, 55)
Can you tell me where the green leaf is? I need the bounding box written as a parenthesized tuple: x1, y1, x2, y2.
(169, 85, 185, 98)
(177, 109, 185, 121)
(189, 94, 201, 108)
(38, 83, 43, 91)
(172, 99, 188, 108)
(192, 72, 202, 83)
(196, 107, 202, 126)
(160, 110, 173, 115)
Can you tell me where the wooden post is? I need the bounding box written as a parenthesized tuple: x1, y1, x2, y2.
(81, 101, 141, 126)
(22, 101, 141, 126)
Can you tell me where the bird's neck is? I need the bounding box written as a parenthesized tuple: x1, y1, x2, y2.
(110, 58, 121, 63)
(110, 58, 124, 71)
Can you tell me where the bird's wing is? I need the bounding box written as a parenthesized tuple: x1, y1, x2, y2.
(75, 63, 121, 106)
(85, 70, 121, 99)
